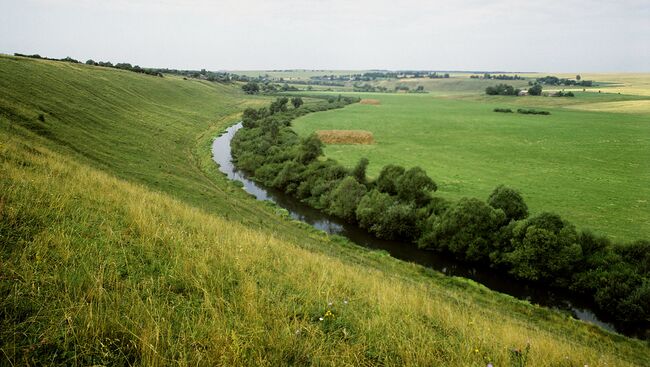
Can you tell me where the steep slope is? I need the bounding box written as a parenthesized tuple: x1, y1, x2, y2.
(1, 55, 648, 366)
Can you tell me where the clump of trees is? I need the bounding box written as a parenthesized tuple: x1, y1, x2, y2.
(517, 108, 550, 115)
(527, 84, 543, 96)
(553, 91, 575, 97)
(353, 83, 389, 93)
(242, 82, 260, 94)
(485, 84, 521, 96)
(231, 97, 649, 331)
(535, 75, 593, 87)
(471, 73, 523, 80)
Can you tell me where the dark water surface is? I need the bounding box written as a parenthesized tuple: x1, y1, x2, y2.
(213, 123, 621, 334)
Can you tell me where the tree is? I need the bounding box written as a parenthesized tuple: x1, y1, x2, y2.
(291, 97, 304, 109)
(487, 185, 528, 222)
(351, 158, 369, 184)
(576, 74, 581, 81)
(327, 177, 367, 222)
(528, 84, 543, 96)
(419, 198, 505, 261)
(375, 164, 405, 195)
(269, 97, 289, 114)
(505, 212, 582, 282)
(242, 82, 259, 94)
(485, 84, 519, 96)
(85, 59, 96, 65)
(356, 190, 417, 240)
(395, 167, 437, 206)
(297, 134, 323, 164)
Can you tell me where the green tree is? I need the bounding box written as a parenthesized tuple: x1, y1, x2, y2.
(351, 158, 369, 184)
(297, 134, 323, 164)
(487, 185, 528, 222)
(506, 212, 582, 282)
(269, 97, 289, 114)
(375, 164, 405, 195)
(327, 177, 367, 221)
(528, 84, 543, 96)
(291, 97, 304, 109)
(396, 167, 437, 206)
(356, 190, 417, 240)
(242, 82, 259, 94)
(420, 198, 505, 261)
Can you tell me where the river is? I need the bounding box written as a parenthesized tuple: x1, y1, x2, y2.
(212, 122, 620, 335)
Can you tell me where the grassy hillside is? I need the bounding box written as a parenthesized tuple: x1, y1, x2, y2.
(1, 56, 649, 365)
(292, 92, 650, 242)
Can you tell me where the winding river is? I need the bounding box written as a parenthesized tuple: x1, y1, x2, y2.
(213, 122, 621, 335)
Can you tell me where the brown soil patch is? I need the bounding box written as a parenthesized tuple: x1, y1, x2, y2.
(316, 130, 375, 145)
(359, 99, 381, 105)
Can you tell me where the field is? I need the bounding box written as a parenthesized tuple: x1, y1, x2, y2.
(1, 56, 649, 365)
(316, 130, 375, 144)
(292, 88, 650, 242)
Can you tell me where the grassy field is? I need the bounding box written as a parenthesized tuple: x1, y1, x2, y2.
(292, 91, 650, 242)
(2, 56, 649, 365)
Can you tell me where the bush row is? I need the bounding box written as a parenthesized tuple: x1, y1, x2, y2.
(517, 109, 550, 115)
(231, 98, 649, 333)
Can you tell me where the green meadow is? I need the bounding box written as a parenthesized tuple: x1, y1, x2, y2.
(1, 56, 649, 365)
(292, 91, 650, 242)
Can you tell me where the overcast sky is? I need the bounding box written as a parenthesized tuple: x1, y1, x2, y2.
(1, 0, 648, 72)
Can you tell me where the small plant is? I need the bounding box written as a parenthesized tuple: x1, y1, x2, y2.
(509, 342, 530, 367)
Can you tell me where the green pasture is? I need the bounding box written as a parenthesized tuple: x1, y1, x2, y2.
(293, 92, 650, 242)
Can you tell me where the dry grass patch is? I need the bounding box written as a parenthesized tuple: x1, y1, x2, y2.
(360, 98, 381, 105)
(317, 130, 375, 144)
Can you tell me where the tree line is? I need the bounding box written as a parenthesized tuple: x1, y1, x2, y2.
(534, 75, 593, 87)
(471, 73, 523, 80)
(231, 98, 649, 335)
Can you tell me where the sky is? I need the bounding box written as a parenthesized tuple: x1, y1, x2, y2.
(1, 0, 648, 72)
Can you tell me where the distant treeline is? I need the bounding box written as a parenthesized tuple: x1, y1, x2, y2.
(534, 75, 593, 87)
(231, 98, 649, 333)
(352, 84, 426, 93)
(471, 73, 523, 80)
(309, 71, 449, 83)
(241, 82, 301, 94)
(13, 52, 256, 82)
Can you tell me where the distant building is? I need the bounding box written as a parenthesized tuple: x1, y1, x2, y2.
(518, 90, 528, 96)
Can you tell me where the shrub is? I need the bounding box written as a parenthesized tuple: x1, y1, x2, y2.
(419, 198, 505, 261)
(493, 108, 513, 113)
(351, 158, 369, 184)
(487, 185, 528, 222)
(327, 177, 367, 222)
(356, 190, 417, 240)
(505, 212, 582, 283)
(396, 167, 437, 207)
(375, 164, 405, 195)
(517, 109, 550, 115)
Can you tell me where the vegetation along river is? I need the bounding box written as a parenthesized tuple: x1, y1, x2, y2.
(212, 122, 627, 336)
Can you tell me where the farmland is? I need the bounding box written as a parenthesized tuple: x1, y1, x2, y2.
(292, 84, 650, 242)
(2, 55, 649, 365)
